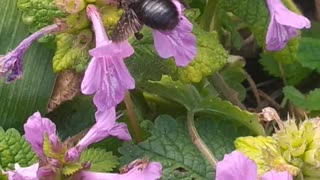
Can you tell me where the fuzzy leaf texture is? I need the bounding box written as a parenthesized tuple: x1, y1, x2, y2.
(297, 37, 320, 73)
(43, 133, 65, 161)
(126, 11, 227, 84)
(62, 163, 83, 176)
(80, 148, 119, 172)
(219, 0, 301, 63)
(143, 76, 265, 135)
(53, 31, 92, 72)
(17, 0, 65, 43)
(125, 28, 178, 84)
(177, 23, 228, 83)
(260, 53, 311, 85)
(283, 86, 320, 111)
(119, 115, 254, 179)
(0, 127, 37, 170)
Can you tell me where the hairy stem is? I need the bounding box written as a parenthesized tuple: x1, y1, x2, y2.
(187, 111, 217, 170)
(124, 91, 142, 143)
(210, 73, 247, 110)
(244, 71, 261, 108)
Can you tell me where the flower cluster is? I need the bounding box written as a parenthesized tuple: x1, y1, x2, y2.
(216, 151, 293, 180)
(3, 111, 161, 179)
(233, 109, 320, 179)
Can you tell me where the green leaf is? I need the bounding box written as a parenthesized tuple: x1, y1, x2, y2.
(194, 97, 265, 136)
(260, 53, 312, 85)
(62, 163, 83, 176)
(0, 0, 57, 131)
(80, 148, 119, 172)
(17, 0, 65, 43)
(220, 56, 246, 101)
(219, 0, 301, 63)
(283, 86, 320, 111)
(301, 21, 320, 39)
(178, 26, 228, 83)
(143, 76, 264, 135)
(297, 37, 320, 73)
(126, 29, 178, 84)
(219, 10, 242, 50)
(52, 31, 92, 72)
(46, 96, 96, 139)
(119, 115, 254, 179)
(143, 76, 202, 110)
(0, 127, 37, 170)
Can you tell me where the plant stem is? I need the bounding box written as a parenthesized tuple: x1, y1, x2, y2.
(244, 71, 261, 108)
(187, 111, 217, 170)
(210, 73, 247, 110)
(124, 91, 142, 143)
(316, 0, 320, 20)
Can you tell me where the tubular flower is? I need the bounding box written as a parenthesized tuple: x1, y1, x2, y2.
(0, 24, 59, 83)
(152, 0, 197, 67)
(23, 110, 131, 179)
(216, 151, 292, 180)
(265, 0, 311, 51)
(81, 4, 135, 111)
(73, 108, 132, 152)
(6, 163, 39, 180)
(74, 161, 162, 180)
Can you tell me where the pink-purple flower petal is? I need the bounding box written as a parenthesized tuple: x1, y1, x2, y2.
(24, 112, 57, 159)
(91, 56, 134, 111)
(152, 1, 196, 67)
(76, 108, 131, 152)
(74, 162, 162, 180)
(8, 163, 39, 180)
(0, 24, 59, 83)
(82, 5, 135, 110)
(90, 41, 134, 59)
(81, 57, 102, 95)
(216, 151, 257, 180)
(261, 170, 293, 180)
(265, 0, 311, 51)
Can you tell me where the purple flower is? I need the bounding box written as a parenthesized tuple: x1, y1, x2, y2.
(81, 5, 135, 111)
(216, 151, 292, 180)
(23, 110, 131, 178)
(266, 0, 311, 51)
(7, 163, 39, 180)
(74, 107, 132, 152)
(0, 24, 59, 83)
(152, 0, 197, 67)
(74, 162, 162, 180)
(24, 112, 58, 159)
(261, 170, 292, 180)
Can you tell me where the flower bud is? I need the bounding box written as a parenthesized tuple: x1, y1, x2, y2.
(65, 147, 80, 163)
(303, 149, 320, 167)
(235, 136, 299, 176)
(56, 0, 87, 14)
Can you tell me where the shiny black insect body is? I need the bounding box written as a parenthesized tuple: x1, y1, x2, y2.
(111, 0, 180, 42)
